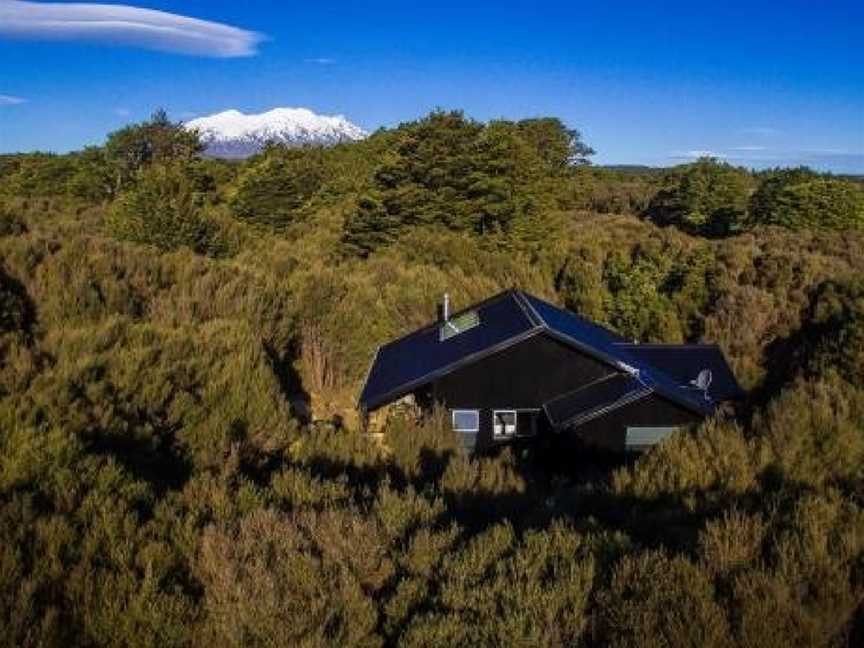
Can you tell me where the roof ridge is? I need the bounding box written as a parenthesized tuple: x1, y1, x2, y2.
(521, 293, 715, 416)
(372, 289, 517, 351)
(512, 289, 546, 328)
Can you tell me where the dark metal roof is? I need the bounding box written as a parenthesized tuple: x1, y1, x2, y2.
(359, 291, 541, 411)
(543, 374, 652, 429)
(614, 343, 744, 401)
(521, 293, 715, 416)
(358, 289, 729, 417)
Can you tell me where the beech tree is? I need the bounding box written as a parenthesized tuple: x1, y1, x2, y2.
(644, 157, 753, 237)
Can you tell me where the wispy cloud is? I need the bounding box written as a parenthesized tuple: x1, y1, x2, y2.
(729, 145, 767, 152)
(304, 57, 336, 65)
(114, 107, 131, 117)
(669, 149, 725, 160)
(0, 0, 264, 57)
(741, 127, 783, 138)
(803, 148, 856, 156)
(0, 94, 26, 106)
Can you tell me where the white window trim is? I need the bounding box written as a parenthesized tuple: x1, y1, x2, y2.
(493, 410, 518, 438)
(452, 409, 480, 433)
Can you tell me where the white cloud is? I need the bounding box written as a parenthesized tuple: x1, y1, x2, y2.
(741, 127, 782, 137)
(729, 145, 767, 152)
(803, 148, 855, 156)
(114, 107, 131, 117)
(0, 94, 26, 105)
(304, 57, 336, 65)
(0, 0, 263, 57)
(669, 150, 725, 159)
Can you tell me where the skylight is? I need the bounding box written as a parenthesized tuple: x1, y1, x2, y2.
(439, 310, 480, 341)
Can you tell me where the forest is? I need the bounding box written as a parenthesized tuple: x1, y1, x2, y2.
(2, 109, 864, 647)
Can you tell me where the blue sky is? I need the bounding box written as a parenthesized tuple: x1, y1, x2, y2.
(0, 0, 862, 171)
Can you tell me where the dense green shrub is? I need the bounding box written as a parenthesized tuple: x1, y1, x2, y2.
(106, 163, 225, 255)
(342, 111, 588, 255)
(195, 509, 386, 647)
(725, 493, 864, 647)
(645, 157, 754, 237)
(229, 146, 326, 230)
(0, 267, 31, 336)
(105, 109, 203, 194)
(799, 278, 864, 386)
(750, 169, 864, 230)
(401, 522, 594, 646)
(597, 550, 732, 647)
(0, 208, 27, 237)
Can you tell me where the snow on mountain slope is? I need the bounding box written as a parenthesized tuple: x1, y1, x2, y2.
(185, 108, 368, 158)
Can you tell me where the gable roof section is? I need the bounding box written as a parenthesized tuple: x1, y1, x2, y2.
(543, 374, 652, 429)
(614, 343, 744, 401)
(521, 294, 715, 416)
(359, 291, 541, 411)
(359, 289, 721, 417)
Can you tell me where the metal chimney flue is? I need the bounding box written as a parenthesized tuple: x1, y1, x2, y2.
(437, 293, 450, 323)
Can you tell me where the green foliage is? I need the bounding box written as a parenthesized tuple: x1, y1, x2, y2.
(0, 208, 28, 237)
(0, 153, 79, 199)
(401, 522, 594, 646)
(803, 279, 864, 385)
(106, 163, 224, 255)
(568, 166, 663, 215)
(597, 550, 732, 647)
(105, 109, 203, 194)
(0, 268, 30, 335)
(755, 374, 864, 490)
(646, 157, 754, 236)
(612, 418, 761, 506)
(751, 168, 864, 230)
(557, 222, 715, 341)
(342, 110, 588, 255)
(195, 509, 386, 647)
(749, 167, 818, 222)
(230, 145, 326, 230)
(517, 117, 594, 169)
(65, 147, 114, 203)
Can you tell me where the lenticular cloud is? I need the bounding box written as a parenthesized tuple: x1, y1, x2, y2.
(0, 0, 263, 57)
(0, 94, 27, 105)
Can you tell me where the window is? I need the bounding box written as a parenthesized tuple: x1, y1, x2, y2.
(625, 426, 678, 452)
(452, 409, 479, 433)
(440, 310, 480, 341)
(493, 410, 517, 437)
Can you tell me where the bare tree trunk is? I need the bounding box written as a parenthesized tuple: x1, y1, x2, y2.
(301, 321, 334, 393)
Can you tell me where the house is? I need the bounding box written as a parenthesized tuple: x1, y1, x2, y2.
(358, 289, 742, 453)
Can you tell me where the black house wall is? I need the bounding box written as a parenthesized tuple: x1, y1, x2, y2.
(429, 332, 615, 449)
(571, 393, 702, 452)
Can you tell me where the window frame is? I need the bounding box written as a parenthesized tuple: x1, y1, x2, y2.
(624, 426, 679, 452)
(439, 310, 480, 341)
(492, 409, 518, 438)
(451, 409, 480, 433)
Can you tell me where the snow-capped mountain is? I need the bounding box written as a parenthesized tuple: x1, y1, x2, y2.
(185, 108, 368, 159)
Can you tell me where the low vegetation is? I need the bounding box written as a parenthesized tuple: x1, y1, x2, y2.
(1, 110, 863, 646)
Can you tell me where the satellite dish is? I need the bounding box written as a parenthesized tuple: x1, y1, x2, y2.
(690, 369, 713, 395)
